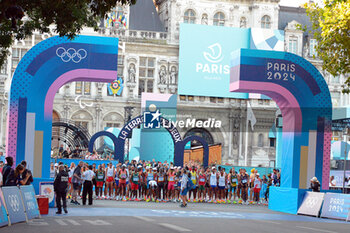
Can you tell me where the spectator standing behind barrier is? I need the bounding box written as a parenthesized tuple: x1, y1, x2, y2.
(82, 165, 95, 205)
(20, 160, 33, 185)
(71, 161, 84, 205)
(6, 164, 31, 186)
(2, 157, 14, 186)
(310, 177, 320, 192)
(54, 165, 69, 214)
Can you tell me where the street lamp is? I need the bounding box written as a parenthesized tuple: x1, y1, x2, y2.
(124, 106, 134, 161)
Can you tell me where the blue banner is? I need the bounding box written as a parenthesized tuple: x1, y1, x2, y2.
(321, 193, 350, 220)
(2, 186, 27, 224)
(0, 189, 9, 227)
(20, 185, 40, 219)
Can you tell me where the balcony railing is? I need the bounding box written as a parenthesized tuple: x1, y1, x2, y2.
(98, 28, 168, 42)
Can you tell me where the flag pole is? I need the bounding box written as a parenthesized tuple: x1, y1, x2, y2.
(245, 101, 249, 166)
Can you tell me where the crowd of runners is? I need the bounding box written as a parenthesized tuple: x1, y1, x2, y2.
(51, 160, 281, 206)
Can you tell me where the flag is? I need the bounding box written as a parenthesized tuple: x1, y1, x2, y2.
(247, 101, 256, 131)
(108, 77, 124, 96)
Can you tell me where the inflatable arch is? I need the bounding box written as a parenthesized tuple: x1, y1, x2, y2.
(230, 48, 332, 214)
(7, 35, 119, 178)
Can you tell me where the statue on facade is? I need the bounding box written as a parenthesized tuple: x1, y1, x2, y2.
(128, 64, 136, 83)
(201, 14, 208, 25)
(159, 66, 167, 84)
(169, 66, 177, 85)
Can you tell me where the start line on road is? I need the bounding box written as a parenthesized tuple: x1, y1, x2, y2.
(29, 219, 112, 226)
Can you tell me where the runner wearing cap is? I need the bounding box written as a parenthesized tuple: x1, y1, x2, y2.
(253, 173, 262, 203)
(167, 167, 176, 201)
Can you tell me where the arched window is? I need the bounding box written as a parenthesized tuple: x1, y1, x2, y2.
(240, 17, 247, 28)
(261, 15, 271, 29)
(184, 9, 196, 24)
(213, 12, 225, 26)
(258, 134, 264, 147)
(184, 128, 214, 147)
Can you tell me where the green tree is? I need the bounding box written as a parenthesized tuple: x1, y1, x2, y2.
(302, 0, 350, 92)
(0, 0, 136, 68)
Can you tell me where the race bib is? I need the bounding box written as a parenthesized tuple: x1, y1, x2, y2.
(242, 179, 247, 184)
(133, 177, 139, 182)
(191, 176, 196, 180)
(159, 177, 164, 181)
(232, 178, 238, 183)
(199, 178, 205, 182)
(169, 177, 174, 182)
(97, 175, 104, 179)
(121, 174, 127, 179)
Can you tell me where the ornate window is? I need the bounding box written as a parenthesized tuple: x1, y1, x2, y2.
(75, 82, 91, 95)
(184, 9, 196, 24)
(240, 17, 247, 28)
(184, 128, 214, 147)
(288, 37, 298, 54)
(258, 134, 264, 147)
(309, 39, 317, 57)
(138, 57, 155, 96)
(213, 12, 225, 26)
(261, 15, 271, 29)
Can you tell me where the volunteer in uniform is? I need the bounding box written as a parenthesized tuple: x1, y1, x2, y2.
(82, 165, 95, 205)
(54, 165, 69, 214)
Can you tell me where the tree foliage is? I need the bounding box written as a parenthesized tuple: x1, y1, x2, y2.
(303, 0, 350, 92)
(0, 0, 136, 68)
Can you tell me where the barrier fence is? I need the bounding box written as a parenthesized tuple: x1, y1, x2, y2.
(297, 191, 350, 221)
(0, 185, 40, 227)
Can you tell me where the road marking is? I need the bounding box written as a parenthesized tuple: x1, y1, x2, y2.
(83, 220, 112, 225)
(158, 223, 192, 232)
(134, 216, 155, 222)
(28, 219, 49, 226)
(55, 219, 81, 226)
(254, 220, 281, 225)
(296, 226, 338, 233)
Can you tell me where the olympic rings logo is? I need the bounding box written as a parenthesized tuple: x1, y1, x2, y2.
(305, 197, 318, 208)
(8, 194, 20, 212)
(56, 47, 87, 63)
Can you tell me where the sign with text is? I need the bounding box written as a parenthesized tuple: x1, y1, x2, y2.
(0, 189, 9, 227)
(321, 193, 350, 221)
(178, 24, 284, 98)
(297, 191, 324, 217)
(20, 185, 40, 219)
(39, 182, 55, 208)
(2, 186, 27, 224)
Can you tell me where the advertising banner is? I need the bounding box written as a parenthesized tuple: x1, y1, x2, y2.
(178, 24, 284, 98)
(20, 185, 40, 220)
(39, 182, 55, 208)
(0, 189, 9, 227)
(2, 186, 27, 224)
(321, 193, 350, 220)
(297, 191, 325, 217)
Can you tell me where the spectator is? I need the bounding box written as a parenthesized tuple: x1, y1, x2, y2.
(0, 161, 4, 173)
(6, 164, 31, 186)
(2, 157, 14, 186)
(0, 170, 2, 186)
(310, 177, 320, 192)
(62, 147, 71, 158)
(329, 176, 336, 187)
(20, 160, 34, 185)
(71, 146, 81, 159)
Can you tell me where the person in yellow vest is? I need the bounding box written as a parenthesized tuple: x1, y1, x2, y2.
(189, 166, 198, 202)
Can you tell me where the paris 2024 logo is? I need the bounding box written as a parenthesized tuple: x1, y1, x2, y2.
(196, 43, 230, 75)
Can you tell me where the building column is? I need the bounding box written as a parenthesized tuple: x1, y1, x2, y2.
(95, 105, 103, 148)
(0, 101, 4, 149)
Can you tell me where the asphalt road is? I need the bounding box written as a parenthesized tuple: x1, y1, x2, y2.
(1, 200, 349, 233)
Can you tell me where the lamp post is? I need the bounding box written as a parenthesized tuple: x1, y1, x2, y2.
(343, 126, 348, 194)
(124, 106, 134, 161)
